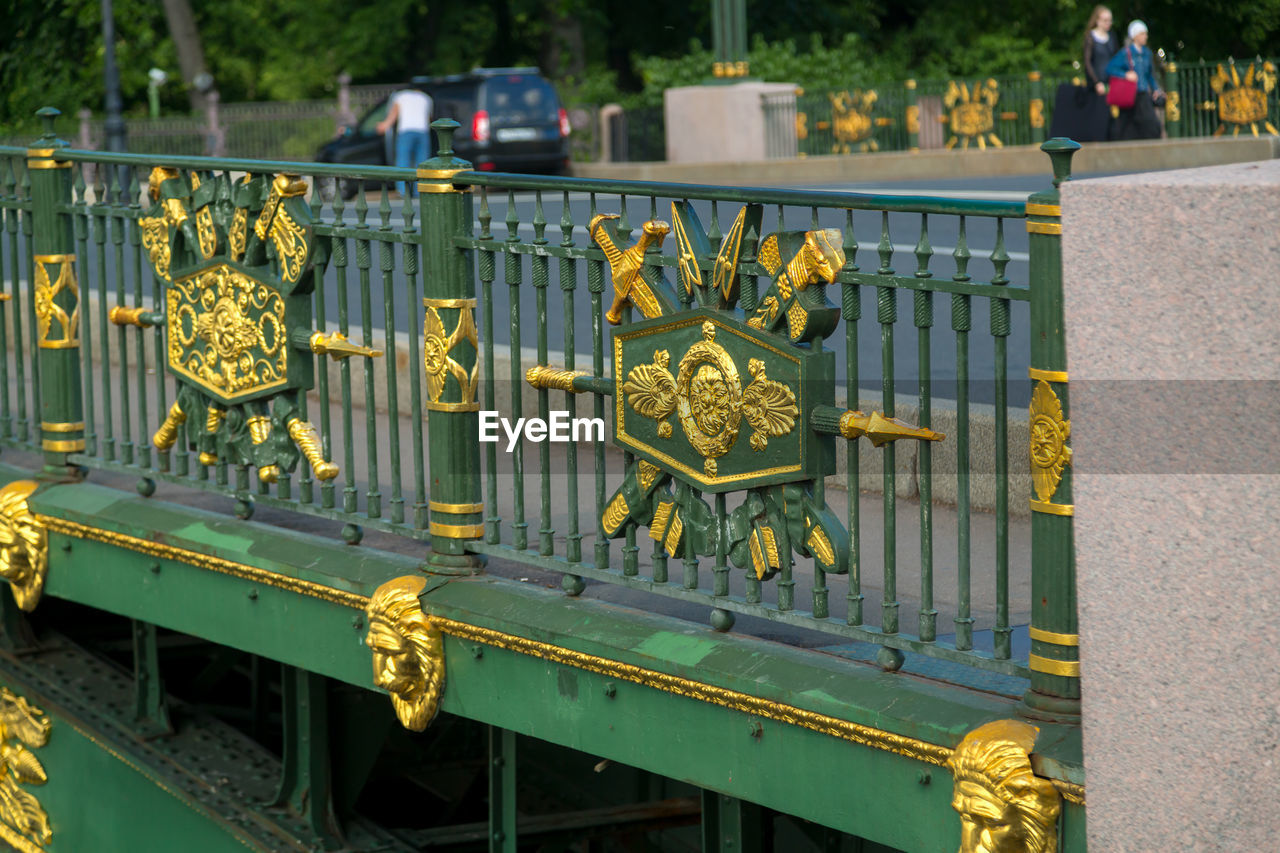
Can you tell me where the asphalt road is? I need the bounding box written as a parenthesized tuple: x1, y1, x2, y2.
(10, 171, 1132, 410)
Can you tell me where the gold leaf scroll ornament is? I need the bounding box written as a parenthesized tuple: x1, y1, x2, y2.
(1029, 380, 1071, 503)
(33, 256, 79, 349)
(0, 688, 53, 850)
(0, 481, 47, 613)
(741, 359, 797, 450)
(622, 349, 677, 438)
(423, 302, 478, 409)
(949, 719, 1060, 853)
(365, 576, 445, 732)
(253, 174, 311, 285)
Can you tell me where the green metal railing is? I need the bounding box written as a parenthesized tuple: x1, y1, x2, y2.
(766, 57, 1278, 157)
(0, 116, 1080, 704)
(768, 71, 1053, 158)
(1166, 57, 1279, 139)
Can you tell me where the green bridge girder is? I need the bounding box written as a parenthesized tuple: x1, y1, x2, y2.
(0, 468, 1084, 852)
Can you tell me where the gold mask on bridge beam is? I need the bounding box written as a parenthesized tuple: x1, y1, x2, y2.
(365, 576, 445, 732)
(948, 719, 1061, 853)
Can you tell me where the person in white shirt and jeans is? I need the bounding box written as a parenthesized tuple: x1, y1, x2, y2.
(377, 84, 433, 197)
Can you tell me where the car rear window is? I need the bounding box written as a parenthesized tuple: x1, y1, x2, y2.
(481, 77, 560, 124)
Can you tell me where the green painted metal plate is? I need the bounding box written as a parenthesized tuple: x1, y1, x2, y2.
(612, 309, 834, 493)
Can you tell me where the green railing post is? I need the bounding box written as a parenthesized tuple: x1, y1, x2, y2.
(1028, 70, 1046, 144)
(905, 80, 920, 151)
(419, 119, 485, 573)
(1164, 60, 1183, 138)
(1023, 138, 1080, 720)
(27, 108, 85, 475)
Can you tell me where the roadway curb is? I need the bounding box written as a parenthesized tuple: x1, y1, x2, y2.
(571, 136, 1279, 186)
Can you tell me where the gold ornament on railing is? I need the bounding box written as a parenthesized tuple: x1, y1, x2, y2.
(287, 418, 339, 481)
(838, 409, 944, 446)
(829, 90, 879, 153)
(591, 217, 670, 324)
(1211, 60, 1278, 136)
(525, 365, 590, 392)
(1029, 380, 1071, 503)
(945, 79, 1003, 149)
(152, 402, 187, 451)
(309, 331, 383, 361)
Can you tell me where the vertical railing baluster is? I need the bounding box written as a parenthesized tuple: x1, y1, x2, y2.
(560, 190, 582, 564)
(0, 158, 15, 441)
(617, 195, 638, 578)
(952, 258, 974, 652)
(311, 178, 334, 510)
(72, 165, 90, 453)
(148, 169, 168, 477)
(681, 487, 698, 590)
(915, 214, 936, 643)
(588, 193, 608, 569)
(812, 341, 829, 619)
(9, 159, 29, 445)
(506, 190, 527, 550)
(990, 218, 1012, 660)
(332, 191, 356, 512)
(21, 161, 39, 449)
(113, 167, 132, 466)
(714, 493, 729, 597)
(356, 186, 377, 516)
(479, 189, 499, 543)
(129, 170, 149, 471)
(876, 211, 898, 635)
(94, 166, 113, 461)
(532, 191, 554, 556)
(403, 189, 427, 529)
(842, 210, 861, 625)
(378, 186, 404, 524)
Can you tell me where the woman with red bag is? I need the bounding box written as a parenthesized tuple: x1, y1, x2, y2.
(1105, 20, 1165, 140)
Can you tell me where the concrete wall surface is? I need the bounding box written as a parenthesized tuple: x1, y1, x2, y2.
(664, 82, 797, 163)
(1062, 159, 1280, 851)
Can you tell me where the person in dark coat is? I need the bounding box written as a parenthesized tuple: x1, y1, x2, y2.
(1083, 6, 1121, 100)
(1048, 5, 1117, 141)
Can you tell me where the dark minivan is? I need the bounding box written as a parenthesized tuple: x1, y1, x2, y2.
(315, 67, 570, 193)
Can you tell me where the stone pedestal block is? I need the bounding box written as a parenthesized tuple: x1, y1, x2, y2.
(1062, 159, 1280, 852)
(664, 82, 796, 163)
